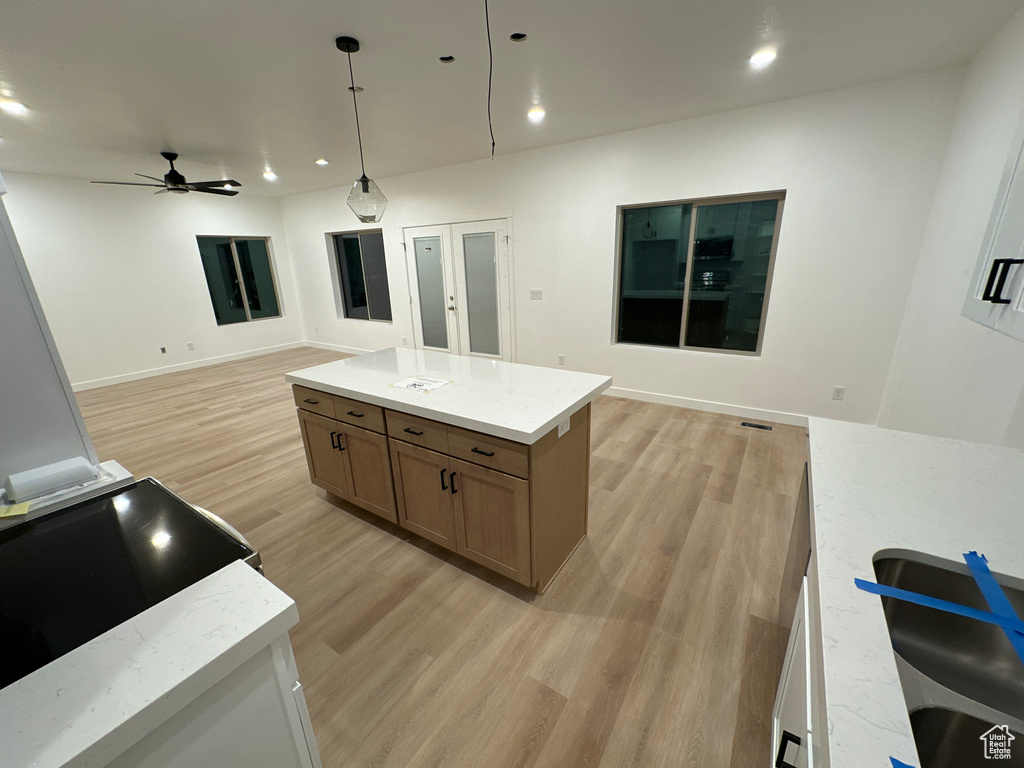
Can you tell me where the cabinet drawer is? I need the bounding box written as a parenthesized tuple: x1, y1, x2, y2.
(333, 395, 385, 433)
(447, 425, 529, 479)
(385, 410, 449, 453)
(293, 385, 335, 418)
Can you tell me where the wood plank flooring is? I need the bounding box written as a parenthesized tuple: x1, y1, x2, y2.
(75, 347, 809, 768)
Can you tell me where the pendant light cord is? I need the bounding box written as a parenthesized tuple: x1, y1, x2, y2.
(346, 50, 368, 178)
(484, 0, 495, 159)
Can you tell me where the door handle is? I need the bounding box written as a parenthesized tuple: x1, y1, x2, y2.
(774, 730, 801, 768)
(336, 434, 346, 452)
(330, 431, 338, 449)
(983, 258, 1024, 304)
(440, 468, 448, 490)
(450, 472, 458, 494)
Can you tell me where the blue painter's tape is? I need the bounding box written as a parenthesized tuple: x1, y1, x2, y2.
(890, 758, 916, 768)
(963, 551, 1024, 665)
(854, 579, 1024, 634)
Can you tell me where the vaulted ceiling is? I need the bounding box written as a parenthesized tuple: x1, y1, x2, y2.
(0, 0, 1020, 197)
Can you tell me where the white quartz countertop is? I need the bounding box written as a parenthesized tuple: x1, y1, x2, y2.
(808, 418, 1024, 768)
(285, 347, 613, 444)
(0, 560, 298, 768)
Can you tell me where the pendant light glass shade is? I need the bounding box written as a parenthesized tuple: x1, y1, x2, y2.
(347, 174, 387, 223)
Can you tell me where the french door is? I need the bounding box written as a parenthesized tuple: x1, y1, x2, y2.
(404, 219, 513, 361)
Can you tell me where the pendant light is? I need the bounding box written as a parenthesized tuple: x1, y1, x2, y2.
(336, 36, 387, 223)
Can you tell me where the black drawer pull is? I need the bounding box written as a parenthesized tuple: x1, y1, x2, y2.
(330, 431, 338, 449)
(450, 472, 458, 494)
(404, 427, 424, 436)
(303, 398, 319, 404)
(347, 410, 364, 418)
(471, 447, 495, 457)
(440, 469, 448, 490)
(983, 258, 1024, 304)
(774, 730, 801, 768)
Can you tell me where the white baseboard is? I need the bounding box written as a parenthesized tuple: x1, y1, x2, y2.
(71, 341, 312, 391)
(301, 340, 375, 356)
(604, 386, 810, 428)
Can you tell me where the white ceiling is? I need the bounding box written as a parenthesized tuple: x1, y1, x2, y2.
(0, 0, 1021, 198)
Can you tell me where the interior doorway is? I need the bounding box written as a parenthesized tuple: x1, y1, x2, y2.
(403, 219, 514, 361)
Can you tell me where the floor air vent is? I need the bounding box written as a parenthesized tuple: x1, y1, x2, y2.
(741, 421, 773, 431)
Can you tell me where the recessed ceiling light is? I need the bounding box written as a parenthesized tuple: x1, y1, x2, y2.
(315, 158, 329, 166)
(0, 101, 28, 115)
(263, 170, 278, 181)
(749, 49, 777, 69)
(527, 106, 545, 123)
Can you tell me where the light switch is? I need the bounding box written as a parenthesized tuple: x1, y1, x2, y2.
(530, 289, 543, 300)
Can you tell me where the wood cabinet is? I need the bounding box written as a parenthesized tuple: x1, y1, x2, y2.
(294, 384, 591, 593)
(297, 407, 396, 524)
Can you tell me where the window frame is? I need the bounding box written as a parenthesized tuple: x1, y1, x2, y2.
(612, 190, 785, 357)
(326, 228, 393, 323)
(196, 235, 282, 325)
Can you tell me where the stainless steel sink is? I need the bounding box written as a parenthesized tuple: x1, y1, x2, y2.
(873, 554, 1024, 721)
(911, 707, 1023, 767)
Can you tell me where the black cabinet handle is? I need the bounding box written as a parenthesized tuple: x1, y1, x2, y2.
(983, 258, 1023, 304)
(471, 447, 495, 457)
(347, 410, 364, 418)
(330, 431, 338, 450)
(404, 428, 424, 436)
(450, 472, 458, 494)
(440, 469, 447, 490)
(303, 398, 319, 404)
(774, 730, 801, 768)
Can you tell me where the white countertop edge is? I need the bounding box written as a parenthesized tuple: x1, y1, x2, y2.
(807, 417, 1024, 768)
(284, 371, 612, 444)
(2, 560, 298, 768)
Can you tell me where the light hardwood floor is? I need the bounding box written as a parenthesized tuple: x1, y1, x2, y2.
(75, 347, 809, 768)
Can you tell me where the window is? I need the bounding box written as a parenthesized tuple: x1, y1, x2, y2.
(331, 230, 392, 321)
(196, 237, 281, 325)
(615, 192, 784, 354)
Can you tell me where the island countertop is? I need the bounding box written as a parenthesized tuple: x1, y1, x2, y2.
(807, 417, 1024, 768)
(285, 348, 613, 444)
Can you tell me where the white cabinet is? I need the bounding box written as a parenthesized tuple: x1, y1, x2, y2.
(772, 577, 813, 768)
(962, 111, 1024, 341)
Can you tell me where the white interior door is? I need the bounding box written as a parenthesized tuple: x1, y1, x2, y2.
(405, 220, 513, 361)
(406, 225, 458, 353)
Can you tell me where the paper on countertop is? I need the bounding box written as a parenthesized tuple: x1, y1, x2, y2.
(392, 377, 450, 393)
(0, 501, 30, 519)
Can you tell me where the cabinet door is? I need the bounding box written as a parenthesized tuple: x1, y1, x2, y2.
(450, 458, 531, 586)
(772, 577, 810, 768)
(389, 440, 455, 549)
(298, 410, 352, 499)
(337, 423, 397, 523)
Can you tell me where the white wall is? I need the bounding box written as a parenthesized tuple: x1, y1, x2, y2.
(282, 69, 962, 424)
(878, 6, 1024, 448)
(2, 173, 305, 388)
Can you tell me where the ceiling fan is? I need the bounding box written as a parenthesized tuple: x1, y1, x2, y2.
(91, 152, 241, 196)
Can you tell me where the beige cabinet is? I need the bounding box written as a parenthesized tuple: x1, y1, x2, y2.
(294, 384, 591, 593)
(296, 406, 396, 524)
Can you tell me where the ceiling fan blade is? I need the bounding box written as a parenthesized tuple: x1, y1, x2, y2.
(91, 181, 166, 188)
(190, 179, 241, 189)
(154, 188, 170, 195)
(135, 173, 166, 183)
(194, 186, 240, 196)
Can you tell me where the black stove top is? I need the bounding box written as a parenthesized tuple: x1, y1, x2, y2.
(0, 478, 258, 690)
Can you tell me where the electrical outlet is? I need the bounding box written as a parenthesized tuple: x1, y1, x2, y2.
(558, 354, 565, 366)
(160, 347, 167, 354)
(530, 289, 543, 300)
(186, 342, 194, 351)
(402, 337, 407, 345)
(314, 325, 319, 334)
(832, 386, 845, 401)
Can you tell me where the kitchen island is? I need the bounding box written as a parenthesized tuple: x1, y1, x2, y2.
(285, 348, 612, 593)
